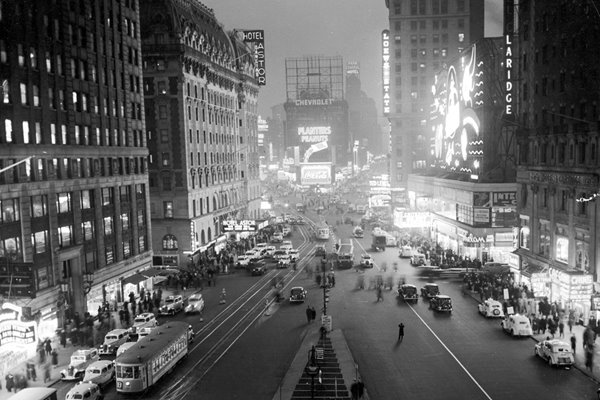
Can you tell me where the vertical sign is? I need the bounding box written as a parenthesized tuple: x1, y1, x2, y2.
(503, 0, 514, 115)
(242, 30, 266, 86)
(382, 30, 390, 116)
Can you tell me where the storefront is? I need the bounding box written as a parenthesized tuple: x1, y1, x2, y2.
(548, 267, 593, 322)
(0, 303, 38, 379)
(432, 219, 458, 254)
(86, 278, 122, 316)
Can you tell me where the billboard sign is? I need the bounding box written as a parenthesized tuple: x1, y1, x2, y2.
(222, 219, 258, 232)
(382, 30, 390, 116)
(298, 126, 332, 143)
(301, 164, 332, 186)
(241, 30, 266, 85)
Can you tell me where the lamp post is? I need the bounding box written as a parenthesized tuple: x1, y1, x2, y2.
(57, 281, 70, 328)
(82, 272, 94, 295)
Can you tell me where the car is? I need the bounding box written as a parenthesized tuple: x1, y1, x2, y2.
(399, 245, 413, 258)
(420, 283, 440, 299)
(98, 328, 130, 357)
(410, 254, 427, 266)
(159, 295, 184, 316)
(296, 217, 306, 225)
(271, 233, 284, 243)
(273, 249, 289, 261)
(130, 312, 158, 333)
(255, 242, 267, 250)
(478, 299, 505, 318)
(280, 244, 293, 253)
(135, 326, 157, 341)
(315, 245, 327, 257)
(429, 295, 453, 312)
(277, 255, 292, 268)
(289, 287, 307, 303)
(289, 249, 300, 262)
(360, 254, 373, 268)
(185, 293, 205, 314)
(282, 226, 292, 236)
(61, 348, 100, 381)
(501, 314, 533, 337)
(264, 246, 277, 257)
(236, 255, 250, 268)
(83, 360, 115, 387)
(534, 339, 575, 368)
(245, 250, 261, 261)
(398, 284, 419, 302)
(282, 240, 293, 247)
(250, 260, 267, 275)
(116, 342, 137, 357)
(65, 382, 103, 400)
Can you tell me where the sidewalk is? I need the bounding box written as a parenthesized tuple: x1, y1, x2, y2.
(0, 285, 201, 400)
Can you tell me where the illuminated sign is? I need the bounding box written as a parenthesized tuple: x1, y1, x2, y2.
(190, 221, 196, 252)
(222, 219, 258, 232)
(301, 164, 332, 185)
(242, 30, 266, 86)
(430, 44, 483, 176)
(504, 0, 515, 115)
(297, 126, 332, 143)
(382, 30, 390, 116)
(294, 99, 334, 106)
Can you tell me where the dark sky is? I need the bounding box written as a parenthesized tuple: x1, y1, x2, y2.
(201, 0, 503, 118)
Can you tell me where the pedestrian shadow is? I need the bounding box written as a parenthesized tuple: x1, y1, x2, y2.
(394, 337, 404, 350)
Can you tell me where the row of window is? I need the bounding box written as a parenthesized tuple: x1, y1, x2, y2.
(392, 0, 465, 15)
(524, 139, 599, 169)
(395, 19, 464, 32)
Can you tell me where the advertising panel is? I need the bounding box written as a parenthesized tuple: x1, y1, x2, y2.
(241, 30, 266, 85)
(382, 30, 390, 116)
(298, 126, 332, 143)
(222, 220, 258, 232)
(301, 164, 332, 186)
(473, 207, 490, 226)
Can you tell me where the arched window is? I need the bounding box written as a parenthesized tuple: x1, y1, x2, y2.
(207, 227, 212, 241)
(213, 196, 218, 210)
(162, 234, 178, 250)
(201, 230, 206, 244)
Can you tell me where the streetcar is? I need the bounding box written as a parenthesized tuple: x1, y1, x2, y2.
(115, 321, 190, 394)
(315, 222, 330, 240)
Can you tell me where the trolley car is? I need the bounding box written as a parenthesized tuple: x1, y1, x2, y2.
(115, 321, 189, 393)
(315, 222, 330, 240)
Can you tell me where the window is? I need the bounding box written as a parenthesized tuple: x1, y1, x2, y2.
(103, 216, 113, 235)
(102, 187, 113, 206)
(57, 225, 73, 247)
(159, 105, 167, 119)
(121, 212, 130, 230)
(31, 195, 48, 217)
(20, 83, 28, 105)
(160, 129, 169, 143)
(164, 201, 174, 218)
(32, 231, 48, 254)
(538, 220, 551, 257)
(519, 216, 530, 249)
(555, 225, 568, 263)
(56, 192, 72, 213)
(82, 220, 94, 241)
(162, 234, 178, 250)
(162, 152, 170, 166)
(105, 246, 115, 265)
(123, 240, 132, 258)
(80, 190, 93, 209)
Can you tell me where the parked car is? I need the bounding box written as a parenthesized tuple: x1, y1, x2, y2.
(534, 339, 575, 368)
(501, 314, 533, 337)
(159, 295, 184, 316)
(65, 382, 103, 400)
(83, 360, 115, 387)
(236, 255, 250, 268)
(289, 287, 307, 303)
(98, 328, 130, 357)
(315, 245, 327, 257)
(61, 348, 100, 381)
(130, 312, 158, 333)
(420, 283, 440, 299)
(429, 295, 453, 312)
(398, 284, 419, 302)
(360, 254, 373, 268)
(410, 254, 427, 266)
(185, 293, 205, 314)
(478, 299, 505, 318)
(250, 260, 267, 275)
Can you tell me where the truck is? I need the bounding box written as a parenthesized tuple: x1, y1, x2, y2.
(371, 233, 387, 251)
(336, 242, 354, 269)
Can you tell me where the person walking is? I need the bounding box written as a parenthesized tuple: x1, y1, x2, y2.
(376, 286, 384, 302)
(306, 306, 312, 324)
(558, 319, 565, 338)
(310, 306, 317, 322)
(570, 334, 577, 355)
(398, 322, 405, 341)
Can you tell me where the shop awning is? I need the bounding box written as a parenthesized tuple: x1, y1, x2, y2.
(521, 263, 547, 278)
(139, 267, 162, 278)
(122, 273, 147, 286)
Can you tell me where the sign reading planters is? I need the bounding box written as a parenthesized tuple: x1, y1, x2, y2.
(382, 30, 390, 116)
(297, 126, 332, 143)
(241, 30, 266, 86)
(301, 164, 332, 186)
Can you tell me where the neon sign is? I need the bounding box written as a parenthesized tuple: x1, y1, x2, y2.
(382, 30, 390, 116)
(297, 126, 331, 143)
(504, 0, 515, 115)
(242, 30, 266, 86)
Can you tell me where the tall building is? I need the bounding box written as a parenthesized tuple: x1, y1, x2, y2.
(140, 0, 261, 267)
(0, 0, 151, 340)
(514, 0, 600, 321)
(384, 0, 484, 197)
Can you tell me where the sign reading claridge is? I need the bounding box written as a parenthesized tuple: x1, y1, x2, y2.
(503, 0, 514, 115)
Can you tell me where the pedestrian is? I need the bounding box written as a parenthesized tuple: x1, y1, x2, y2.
(310, 306, 317, 322)
(558, 320, 565, 338)
(43, 362, 50, 383)
(306, 306, 312, 324)
(398, 322, 405, 341)
(376, 286, 383, 302)
(571, 334, 577, 355)
(45, 338, 52, 356)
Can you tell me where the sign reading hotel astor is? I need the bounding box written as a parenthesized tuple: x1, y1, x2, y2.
(301, 164, 332, 186)
(242, 30, 266, 86)
(223, 219, 257, 232)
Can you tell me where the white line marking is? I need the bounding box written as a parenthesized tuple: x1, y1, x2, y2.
(407, 304, 493, 400)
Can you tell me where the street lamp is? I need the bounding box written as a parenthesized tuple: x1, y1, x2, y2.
(57, 281, 70, 329)
(82, 272, 94, 295)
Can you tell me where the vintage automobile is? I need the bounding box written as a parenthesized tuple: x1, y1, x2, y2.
(250, 260, 267, 275)
(398, 284, 419, 302)
(273, 250, 289, 261)
(534, 339, 575, 368)
(65, 382, 103, 400)
(236, 255, 250, 268)
(410, 254, 427, 266)
(277, 255, 292, 269)
(61, 348, 100, 381)
(360, 254, 373, 268)
(289, 287, 307, 303)
(429, 295, 453, 312)
(420, 283, 440, 299)
(130, 312, 158, 333)
(289, 249, 300, 262)
(315, 245, 327, 257)
(264, 246, 277, 257)
(245, 250, 261, 261)
(185, 293, 205, 314)
(98, 328, 130, 357)
(271, 232, 284, 243)
(159, 295, 184, 316)
(83, 360, 115, 387)
(501, 314, 533, 337)
(478, 299, 505, 318)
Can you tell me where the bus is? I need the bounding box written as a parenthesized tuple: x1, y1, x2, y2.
(315, 222, 330, 240)
(115, 321, 190, 394)
(337, 242, 354, 269)
(10, 388, 57, 400)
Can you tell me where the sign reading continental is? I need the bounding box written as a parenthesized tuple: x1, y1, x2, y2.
(301, 164, 332, 186)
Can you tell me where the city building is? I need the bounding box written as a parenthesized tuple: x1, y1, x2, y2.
(513, 0, 600, 321)
(0, 0, 151, 350)
(283, 55, 349, 188)
(139, 0, 261, 267)
(384, 0, 484, 204)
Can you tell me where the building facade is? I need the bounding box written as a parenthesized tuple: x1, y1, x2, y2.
(514, 0, 600, 321)
(384, 0, 484, 200)
(140, 0, 261, 267)
(0, 0, 151, 345)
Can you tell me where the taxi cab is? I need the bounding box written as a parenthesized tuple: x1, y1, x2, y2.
(65, 381, 103, 400)
(61, 348, 100, 381)
(83, 360, 115, 387)
(99, 328, 129, 357)
(130, 312, 158, 333)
